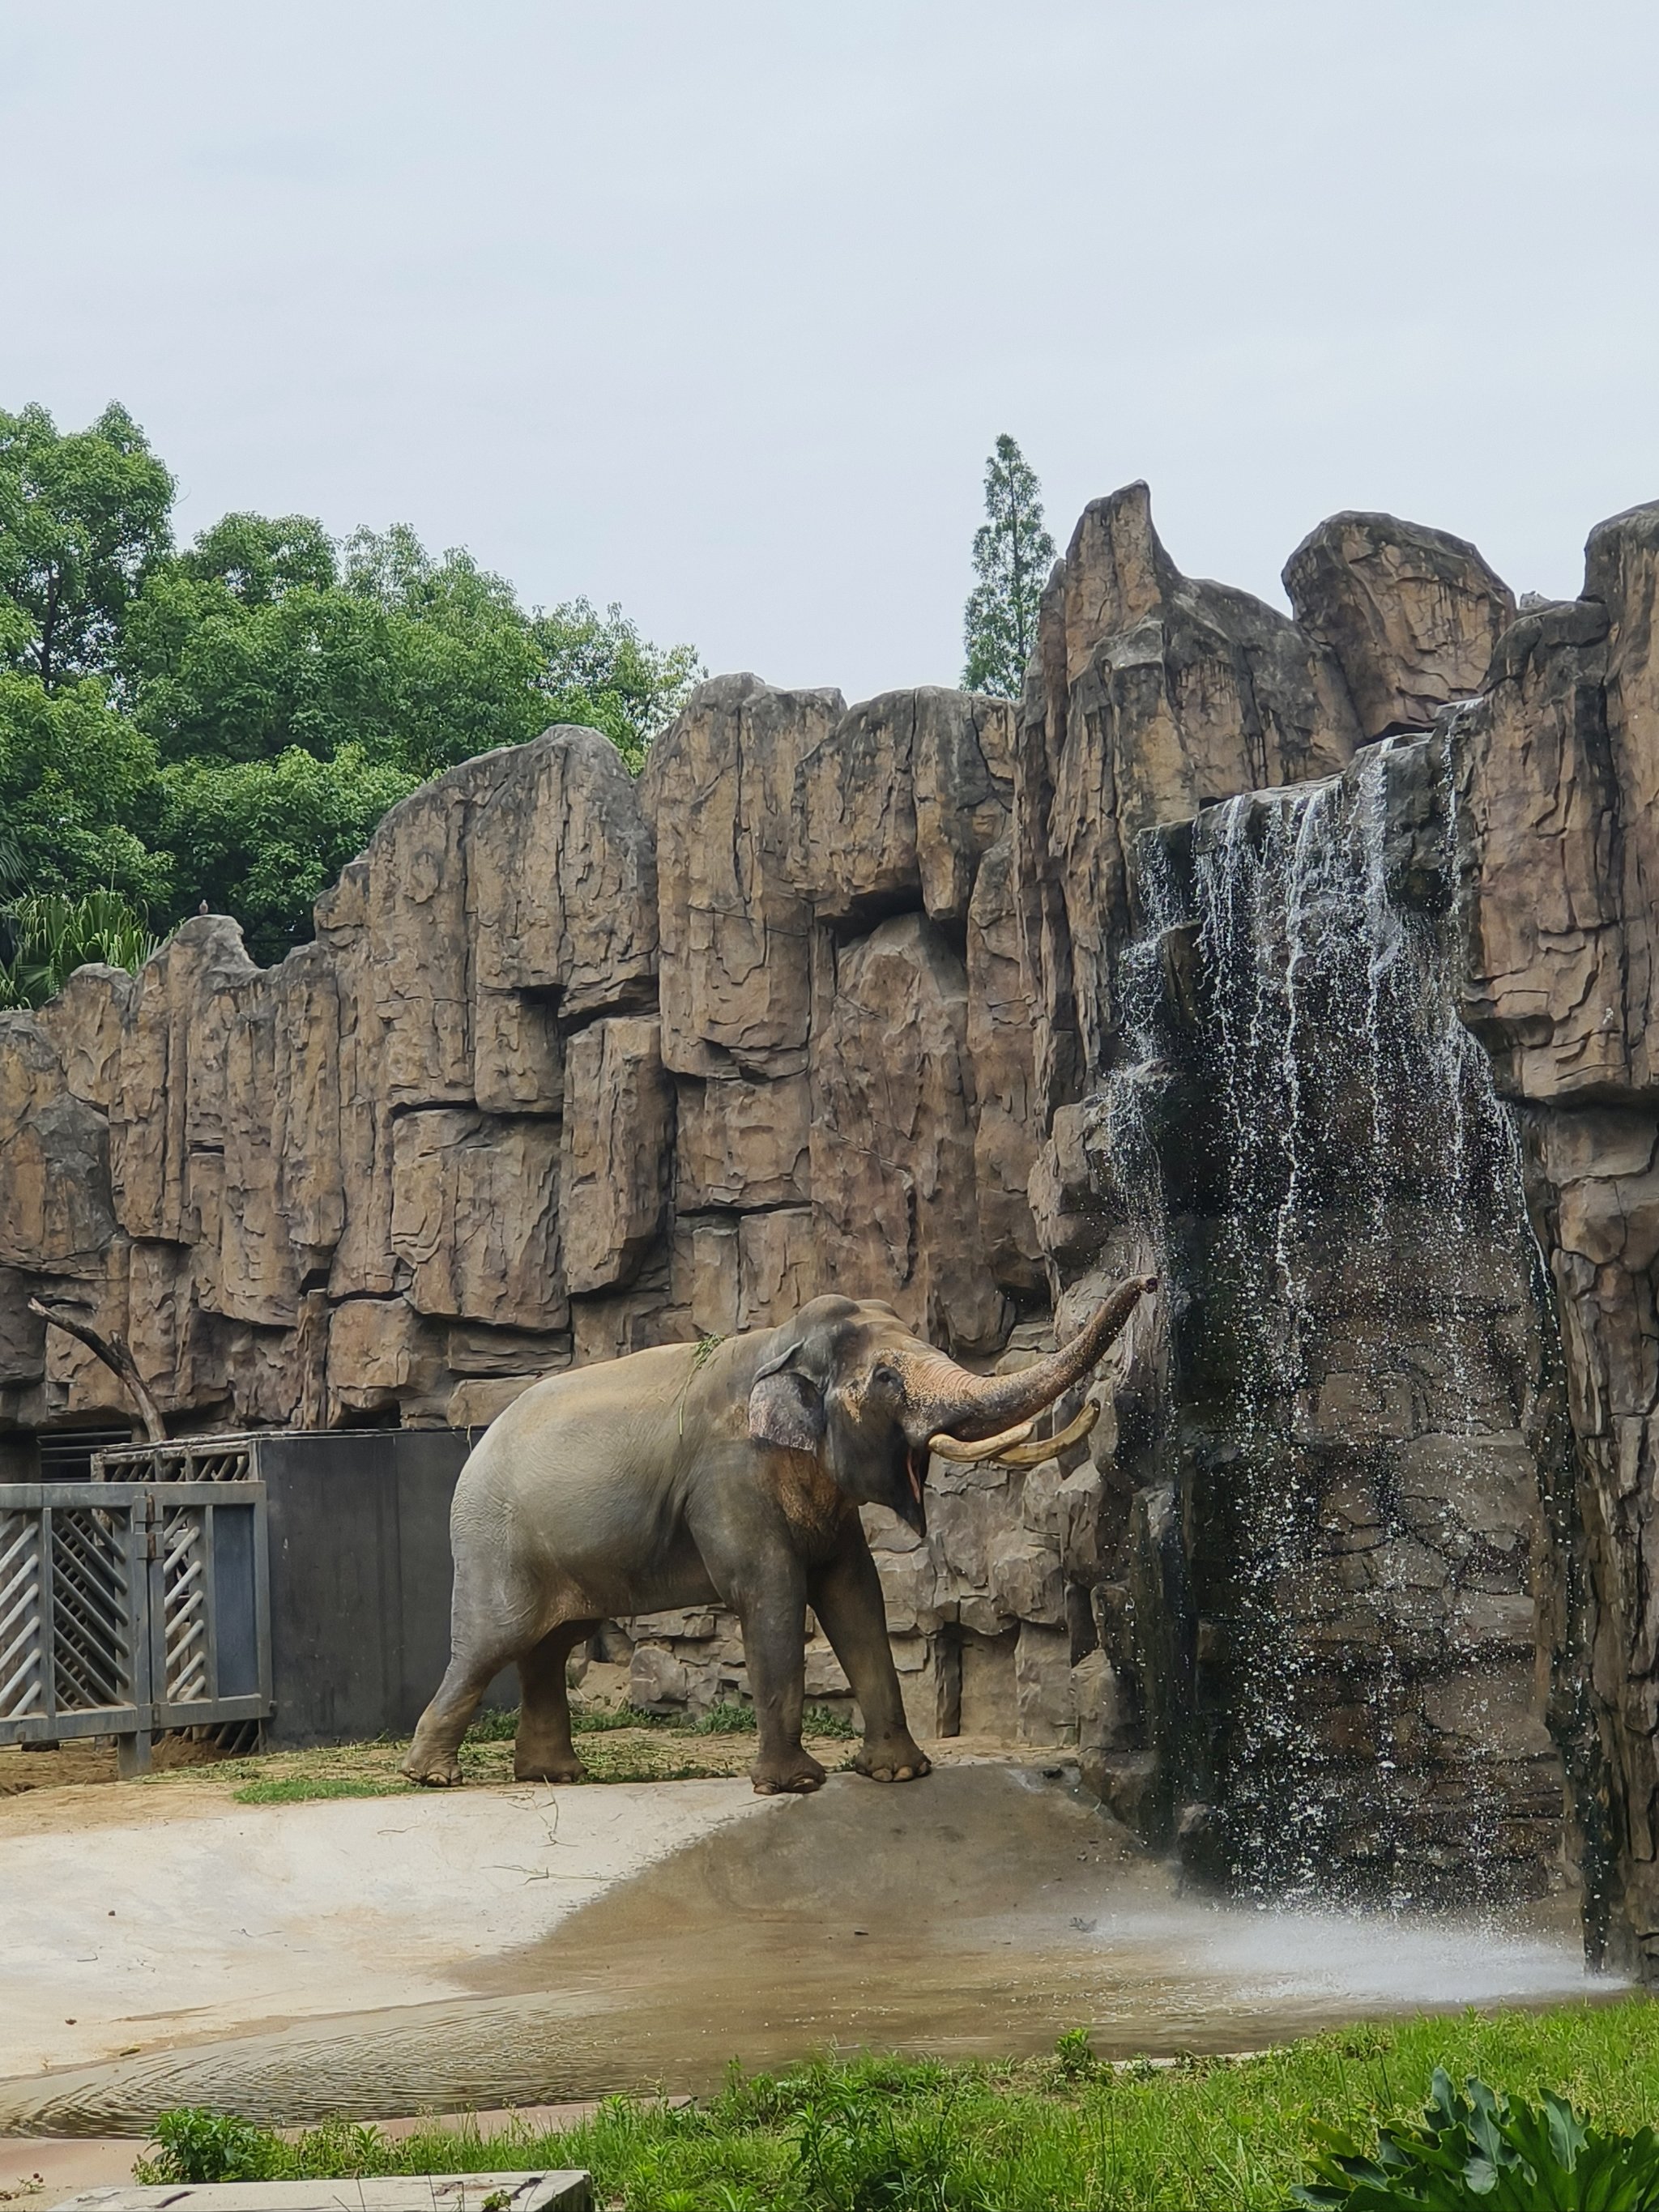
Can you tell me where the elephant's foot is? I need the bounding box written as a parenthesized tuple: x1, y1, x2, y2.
(402, 1746, 463, 1787)
(751, 1748, 826, 1796)
(854, 1737, 932, 1784)
(514, 1749, 587, 1784)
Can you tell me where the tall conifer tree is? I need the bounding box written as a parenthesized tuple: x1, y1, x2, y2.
(962, 433, 1055, 697)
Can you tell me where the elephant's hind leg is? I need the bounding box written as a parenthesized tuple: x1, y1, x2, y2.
(403, 1634, 518, 1787)
(514, 1621, 597, 1783)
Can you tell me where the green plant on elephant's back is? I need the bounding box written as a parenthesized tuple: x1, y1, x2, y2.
(1290, 2068, 1659, 2210)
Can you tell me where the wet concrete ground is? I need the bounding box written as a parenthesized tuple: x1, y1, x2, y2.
(0, 1763, 1616, 2137)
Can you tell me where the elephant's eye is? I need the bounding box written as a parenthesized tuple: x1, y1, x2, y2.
(872, 1362, 901, 1396)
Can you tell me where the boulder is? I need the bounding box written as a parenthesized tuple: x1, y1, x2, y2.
(1018, 480, 1360, 1088)
(445, 1321, 570, 1377)
(1015, 1622, 1074, 1744)
(561, 1016, 674, 1293)
(679, 1216, 740, 1338)
(109, 917, 258, 1243)
(33, 964, 132, 1110)
(39, 1244, 133, 1421)
(1028, 1104, 1112, 1270)
(0, 1015, 115, 1270)
(127, 1236, 227, 1416)
(809, 913, 1009, 1356)
(353, 764, 493, 1108)
(219, 978, 301, 1328)
(467, 724, 659, 1025)
(676, 1072, 810, 1211)
(646, 675, 842, 1076)
(966, 839, 1044, 1294)
(791, 687, 1012, 927)
(738, 1207, 816, 1328)
(326, 1295, 449, 1425)
(447, 1375, 539, 1430)
(317, 861, 399, 1298)
(1284, 511, 1516, 738)
(390, 1108, 565, 1331)
(268, 942, 346, 1267)
(472, 988, 564, 1117)
(570, 1260, 689, 1367)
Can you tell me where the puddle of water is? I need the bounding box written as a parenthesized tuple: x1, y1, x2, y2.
(1, 1765, 1619, 2133)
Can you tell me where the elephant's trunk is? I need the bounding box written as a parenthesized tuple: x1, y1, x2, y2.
(895, 1274, 1154, 1446)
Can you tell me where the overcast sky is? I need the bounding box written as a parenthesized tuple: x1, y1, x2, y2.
(3, 2, 1655, 704)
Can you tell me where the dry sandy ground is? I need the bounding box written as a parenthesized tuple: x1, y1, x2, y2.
(0, 1768, 781, 2195)
(0, 1776, 780, 2082)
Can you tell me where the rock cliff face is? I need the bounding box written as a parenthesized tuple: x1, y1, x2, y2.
(9, 482, 1659, 1963)
(1453, 501, 1659, 1972)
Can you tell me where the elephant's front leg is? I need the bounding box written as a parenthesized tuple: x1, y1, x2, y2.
(731, 1558, 824, 1796)
(810, 1530, 931, 1784)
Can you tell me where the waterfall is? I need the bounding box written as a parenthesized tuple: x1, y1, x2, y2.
(1099, 737, 1557, 1907)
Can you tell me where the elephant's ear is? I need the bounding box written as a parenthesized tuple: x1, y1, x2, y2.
(748, 1366, 825, 1455)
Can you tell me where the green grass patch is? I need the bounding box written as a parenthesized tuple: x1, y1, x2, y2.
(232, 1775, 409, 1805)
(466, 1703, 687, 1742)
(462, 1705, 522, 1743)
(803, 1704, 857, 1740)
(687, 1700, 758, 1734)
(574, 1703, 683, 1735)
(130, 2001, 1659, 2209)
(466, 1701, 857, 1744)
(683, 1703, 855, 1739)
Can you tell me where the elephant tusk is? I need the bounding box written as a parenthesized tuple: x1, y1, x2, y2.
(998, 1399, 1100, 1466)
(926, 1416, 1038, 1463)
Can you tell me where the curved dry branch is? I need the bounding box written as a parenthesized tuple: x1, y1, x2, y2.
(28, 1298, 168, 1444)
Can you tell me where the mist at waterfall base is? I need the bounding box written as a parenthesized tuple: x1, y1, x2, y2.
(1102, 732, 1572, 1916)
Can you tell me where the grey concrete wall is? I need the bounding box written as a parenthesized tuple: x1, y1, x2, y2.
(254, 1429, 511, 1748)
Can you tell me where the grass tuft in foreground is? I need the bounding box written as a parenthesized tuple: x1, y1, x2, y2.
(131, 2001, 1659, 2210)
(232, 1775, 406, 1805)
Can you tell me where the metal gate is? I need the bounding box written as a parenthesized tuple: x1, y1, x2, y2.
(0, 1479, 271, 1773)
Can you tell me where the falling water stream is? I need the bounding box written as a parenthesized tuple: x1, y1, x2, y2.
(1103, 737, 1558, 1906)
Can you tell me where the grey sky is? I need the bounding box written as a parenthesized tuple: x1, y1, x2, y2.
(3, 2, 1655, 705)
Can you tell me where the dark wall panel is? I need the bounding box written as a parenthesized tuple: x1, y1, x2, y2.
(257, 1430, 512, 1748)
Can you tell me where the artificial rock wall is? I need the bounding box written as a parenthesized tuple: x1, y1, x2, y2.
(10, 483, 1659, 1955)
(0, 676, 1083, 1743)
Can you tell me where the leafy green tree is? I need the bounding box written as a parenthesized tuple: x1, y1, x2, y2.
(126, 520, 701, 787)
(0, 402, 174, 689)
(159, 744, 419, 963)
(533, 598, 703, 771)
(962, 433, 1056, 698)
(180, 511, 337, 604)
(123, 562, 546, 777)
(0, 397, 705, 965)
(0, 668, 169, 903)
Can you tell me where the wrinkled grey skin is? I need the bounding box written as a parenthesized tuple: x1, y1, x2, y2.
(403, 1279, 1151, 1796)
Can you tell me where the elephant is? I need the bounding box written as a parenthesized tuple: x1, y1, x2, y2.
(403, 1272, 1154, 1796)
